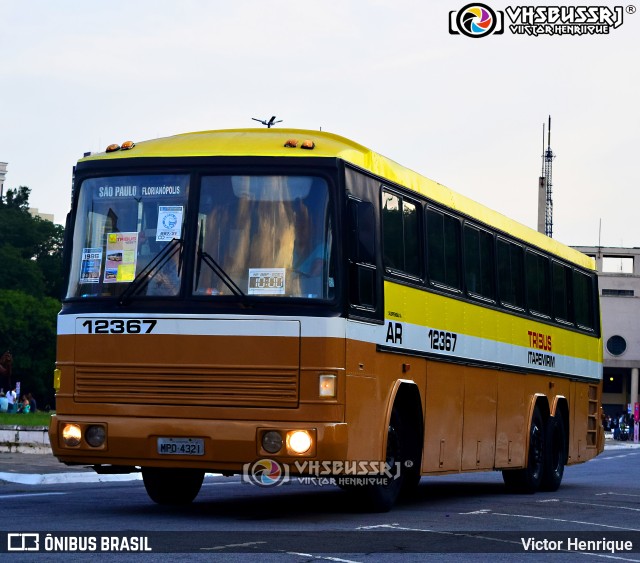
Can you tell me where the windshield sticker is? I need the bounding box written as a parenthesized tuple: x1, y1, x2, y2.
(156, 205, 184, 241)
(80, 248, 102, 283)
(96, 184, 183, 198)
(248, 268, 286, 295)
(104, 232, 138, 283)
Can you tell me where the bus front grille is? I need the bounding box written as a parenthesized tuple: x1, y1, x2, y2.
(74, 365, 299, 408)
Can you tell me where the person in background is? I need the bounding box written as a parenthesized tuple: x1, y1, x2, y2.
(6, 387, 16, 413)
(0, 388, 7, 413)
(17, 394, 30, 414)
(26, 392, 37, 413)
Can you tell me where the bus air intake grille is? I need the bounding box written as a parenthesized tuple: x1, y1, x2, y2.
(74, 365, 299, 408)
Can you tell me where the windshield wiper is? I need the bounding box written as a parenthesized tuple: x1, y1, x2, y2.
(197, 250, 246, 297)
(195, 221, 245, 298)
(118, 238, 182, 305)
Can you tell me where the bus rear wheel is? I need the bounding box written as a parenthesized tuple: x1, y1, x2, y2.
(142, 467, 205, 505)
(502, 406, 545, 493)
(541, 415, 566, 492)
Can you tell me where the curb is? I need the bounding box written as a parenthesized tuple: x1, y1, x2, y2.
(0, 425, 51, 454)
(1, 426, 639, 456)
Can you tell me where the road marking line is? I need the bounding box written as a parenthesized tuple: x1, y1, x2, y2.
(200, 541, 267, 551)
(538, 499, 640, 512)
(596, 492, 640, 498)
(490, 511, 640, 532)
(285, 553, 363, 563)
(0, 492, 67, 499)
(594, 453, 640, 461)
(362, 524, 523, 549)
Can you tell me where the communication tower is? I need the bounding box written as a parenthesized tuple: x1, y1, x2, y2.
(537, 116, 555, 238)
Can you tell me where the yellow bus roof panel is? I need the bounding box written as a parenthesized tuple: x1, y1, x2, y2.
(82, 128, 594, 270)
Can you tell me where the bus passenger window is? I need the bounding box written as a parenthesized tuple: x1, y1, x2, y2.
(552, 261, 572, 323)
(427, 209, 460, 289)
(464, 225, 495, 300)
(574, 271, 595, 330)
(526, 251, 551, 317)
(382, 191, 421, 278)
(497, 239, 524, 309)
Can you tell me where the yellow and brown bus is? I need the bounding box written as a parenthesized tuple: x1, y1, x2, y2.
(49, 128, 603, 511)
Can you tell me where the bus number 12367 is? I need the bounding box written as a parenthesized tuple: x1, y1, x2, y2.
(81, 319, 158, 334)
(428, 329, 458, 352)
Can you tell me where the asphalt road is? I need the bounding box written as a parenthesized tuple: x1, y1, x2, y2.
(1, 441, 639, 562)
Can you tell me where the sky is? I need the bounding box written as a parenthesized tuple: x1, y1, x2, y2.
(1, 0, 638, 248)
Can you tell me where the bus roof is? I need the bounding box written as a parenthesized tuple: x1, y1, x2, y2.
(82, 128, 595, 270)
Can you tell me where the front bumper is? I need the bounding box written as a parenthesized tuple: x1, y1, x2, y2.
(49, 415, 348, 473)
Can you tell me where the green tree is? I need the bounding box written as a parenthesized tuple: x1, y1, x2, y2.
(0, 187, 64, 299)
(3, 185, 31, 210)
(0, 290, 59, 407)
(0, 187, 63, 407)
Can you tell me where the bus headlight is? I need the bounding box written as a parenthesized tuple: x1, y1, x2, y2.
(85, 425, 106, 448)
(61, 424, 82, 447)
(287, 430, 312, 454)
(262, 430, 283, 454)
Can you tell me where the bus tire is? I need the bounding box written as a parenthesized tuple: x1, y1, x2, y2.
(142, 467, 204, 505)
(502, 405, 545, 493)
(339, 406, 413, 512)
(541, 415, 566, 492)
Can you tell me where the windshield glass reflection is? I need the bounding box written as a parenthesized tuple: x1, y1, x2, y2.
(194, 175, 335, 300)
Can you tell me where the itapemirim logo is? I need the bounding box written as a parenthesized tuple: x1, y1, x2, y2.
(449, 4, 635, 37)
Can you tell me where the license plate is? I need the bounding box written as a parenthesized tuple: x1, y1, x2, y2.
(157, 437, 204, 456)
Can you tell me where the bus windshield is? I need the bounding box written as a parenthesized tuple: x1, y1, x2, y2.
(66, 173, 335, 301)
(194, 175, 335, 300)
(67, 174, 190, 299)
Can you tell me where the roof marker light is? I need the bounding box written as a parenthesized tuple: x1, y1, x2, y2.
(121, 140, 135, 150)
(284, 139, 298, 148)
(301, 140, 315, 150)
(106, 143, 121, 153)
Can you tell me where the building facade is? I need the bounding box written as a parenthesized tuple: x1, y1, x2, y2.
(574, 246, 640, 426)
(0, 162, 7, 199)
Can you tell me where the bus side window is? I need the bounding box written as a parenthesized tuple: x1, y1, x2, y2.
(463, 224, 495, 301)
(552, 261, 573, 324)
(348, 198, 376, 309)
(574, 270, 595, 331)
(497, 238, 525, 309)
(427, 208, 461, 290)
(526, 250, 551, 317)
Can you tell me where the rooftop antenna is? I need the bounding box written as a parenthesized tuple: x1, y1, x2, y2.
(537, 115, 555, 238)
(251, 115, 282, 128)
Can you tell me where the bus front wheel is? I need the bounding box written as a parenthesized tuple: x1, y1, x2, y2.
(142, 467, 205, 505)
(339, 406, 418, 512)
(502, 406, 545, 493)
